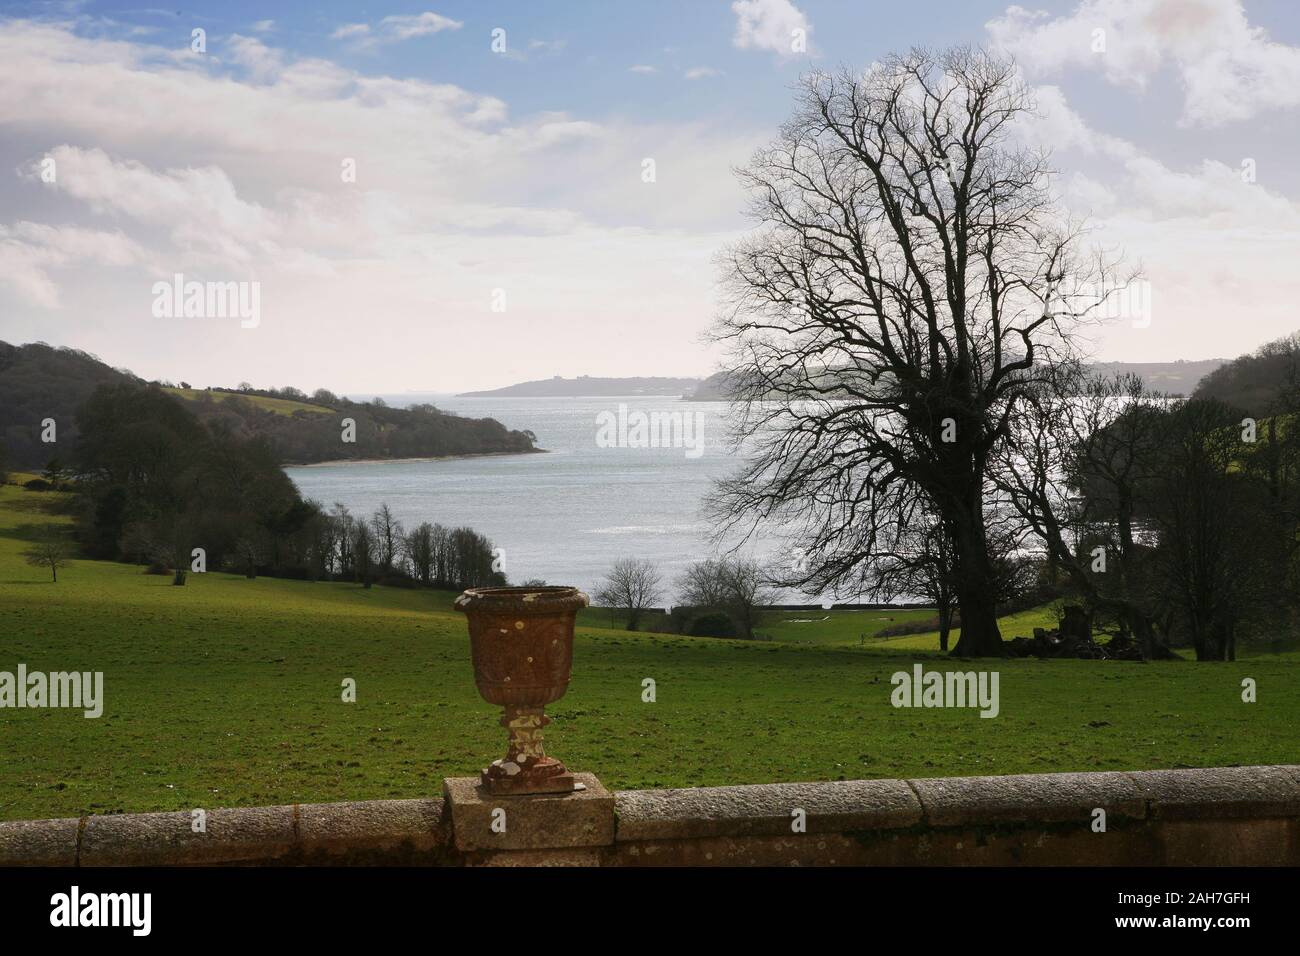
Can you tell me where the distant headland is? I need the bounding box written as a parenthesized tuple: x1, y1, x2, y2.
(457, 375, 704, 398)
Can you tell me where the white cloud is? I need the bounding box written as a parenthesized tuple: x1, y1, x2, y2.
(224, 34, 283, 82)
(628, 64, 658, 74)
(731, 0, 812, 58)
(684, 66, 723, 80)
(379, 12, 463, 41)
(27, 146, 281, 267)
(0, 222, 143, 307)
(528, 38, 567, 54)
(987, 0, 1300, 126)
(0, 19, 750, 389)
(330, 23, 369, 40)
(331, 13, 461, 48)
(1001, 71, 1300, 361)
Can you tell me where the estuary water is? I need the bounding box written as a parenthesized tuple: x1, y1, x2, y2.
(285, 396, 778, 599)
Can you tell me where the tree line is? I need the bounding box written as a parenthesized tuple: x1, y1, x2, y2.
(0, 340, 539, 470)
(594, 556, 774, 640)
(307, 502, 505, 590)
(20, 380, 505, 590)
(1000, 367, 1300, 661)
(185, 389, 539, 464)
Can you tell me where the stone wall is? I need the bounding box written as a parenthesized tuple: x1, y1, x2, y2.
(2, 764, 1296, 866)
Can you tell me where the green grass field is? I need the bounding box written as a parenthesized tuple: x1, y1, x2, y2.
(162, 387, 334, 417)
(1, 483, 1295, 822)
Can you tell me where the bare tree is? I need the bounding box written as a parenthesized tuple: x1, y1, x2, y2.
(371, 503, 402, 574)
(161, 516, 195, 586)
(353, 522, 375, 589)
(594, 558, 664, 631)
(1060, 372, 1170, 654)
(678, 557, 775, 640)
(306, 498, 340, 579)
(709, 48, 1132, 656)
(331, 502, 354, 578)
(231, 534, 264, 579)
(429, 523, 450, 586)
(447, 526, 502, 589)
(868, 520, 959, 650)
(719, 558, 775, 640)
(24, 525, 73, 582)
(994, 367, 1178, 658)
(1147, 400, 1276, 660)
(677, 558, 731, 609)
(405, 522, 435, 585)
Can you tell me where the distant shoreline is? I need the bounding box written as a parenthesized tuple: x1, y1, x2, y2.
(285, 449, 548, 468)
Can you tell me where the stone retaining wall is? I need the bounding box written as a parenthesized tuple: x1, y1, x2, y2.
(2, 765, 1296, 866)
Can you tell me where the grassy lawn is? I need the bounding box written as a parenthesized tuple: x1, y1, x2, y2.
(1, 483, 1296, 822)
(162, 387, 334, 416)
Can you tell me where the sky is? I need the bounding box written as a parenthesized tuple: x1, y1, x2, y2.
(1, 0, 1299, 394)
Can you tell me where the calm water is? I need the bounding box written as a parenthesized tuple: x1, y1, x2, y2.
(286, 396, 779, 599)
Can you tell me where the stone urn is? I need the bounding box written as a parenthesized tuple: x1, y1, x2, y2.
(455, 585, 589, 794)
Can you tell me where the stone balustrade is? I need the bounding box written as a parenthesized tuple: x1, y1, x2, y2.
(2, 764, 1296, 867)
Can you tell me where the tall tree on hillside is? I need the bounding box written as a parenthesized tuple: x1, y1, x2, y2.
(709, 48, 1132, 656)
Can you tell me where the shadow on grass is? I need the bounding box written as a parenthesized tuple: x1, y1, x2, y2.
(0, 519, 76, 546)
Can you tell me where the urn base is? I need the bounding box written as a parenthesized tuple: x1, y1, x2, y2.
(481, 756, 576, 795)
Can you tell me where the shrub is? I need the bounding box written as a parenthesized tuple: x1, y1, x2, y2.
(876, 613, 961, 638)
(688, 612, 736, 638)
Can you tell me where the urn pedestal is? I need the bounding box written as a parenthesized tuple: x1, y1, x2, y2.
(454, 586, 589, 795)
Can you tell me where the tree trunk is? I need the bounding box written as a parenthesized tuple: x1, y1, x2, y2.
(1209, 619, 1230, 661)
(1191, 626, 1208, 661)
(937, 602, 952, 652)
(950, 582, 1001, 656)
(1130, 609, 1154, 660)
(947, 502, 1003, 657)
